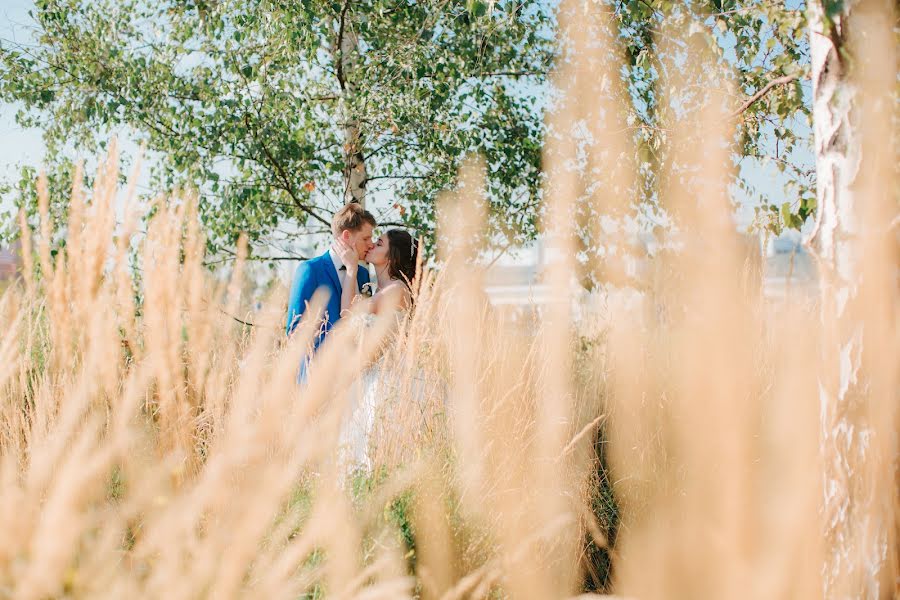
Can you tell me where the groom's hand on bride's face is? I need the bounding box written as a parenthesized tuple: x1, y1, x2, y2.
(335, 239, 359, 272)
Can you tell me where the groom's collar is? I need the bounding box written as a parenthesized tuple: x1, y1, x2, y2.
(327, 246, 345, 274)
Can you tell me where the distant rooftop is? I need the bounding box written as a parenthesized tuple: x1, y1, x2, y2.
(0, 244, 21, 281)
(483, 231, 820, 306)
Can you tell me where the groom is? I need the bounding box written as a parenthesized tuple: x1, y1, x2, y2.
(286, 202, 376, 350)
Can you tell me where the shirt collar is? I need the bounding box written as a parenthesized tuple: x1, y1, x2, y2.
(328, 246, 344, 273)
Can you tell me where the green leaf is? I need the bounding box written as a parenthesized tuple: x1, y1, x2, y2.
(823, 0, 844, 19)
(780, 202, 793, 227)
(467, 0, 487, 18)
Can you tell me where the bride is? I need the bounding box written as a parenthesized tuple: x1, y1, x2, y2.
(333, 229, 418, 470)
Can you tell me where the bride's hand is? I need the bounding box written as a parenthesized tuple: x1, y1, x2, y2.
(334, 239, 359, 273)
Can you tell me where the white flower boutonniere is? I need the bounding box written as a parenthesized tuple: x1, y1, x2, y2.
(360, 282, 375, 298)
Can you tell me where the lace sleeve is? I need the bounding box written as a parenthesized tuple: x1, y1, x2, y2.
(342, 312, 377, 344)
(348, 313, 377, 328)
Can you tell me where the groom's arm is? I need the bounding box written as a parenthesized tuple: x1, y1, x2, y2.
(286, 261, 317, 336)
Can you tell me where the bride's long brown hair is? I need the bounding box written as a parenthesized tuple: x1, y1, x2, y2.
(385, 229, 418, 290)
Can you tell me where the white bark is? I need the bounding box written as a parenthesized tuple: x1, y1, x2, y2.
(336, 9, 367, 206)
(808, 3, 858, 270)
(807, 1, 897, 597)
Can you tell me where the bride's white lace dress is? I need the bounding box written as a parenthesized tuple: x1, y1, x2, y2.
(337, 311, 434, 472)
(340, 361, 381, 470)
(337, 312, 392, 472)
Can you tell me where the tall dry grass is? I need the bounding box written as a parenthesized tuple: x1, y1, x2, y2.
(1, 1, 897, 599)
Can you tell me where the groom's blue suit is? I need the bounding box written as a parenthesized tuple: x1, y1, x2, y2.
(286, 250, 371, 350)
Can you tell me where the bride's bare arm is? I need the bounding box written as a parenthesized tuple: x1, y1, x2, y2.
(340, 268, 360, 314)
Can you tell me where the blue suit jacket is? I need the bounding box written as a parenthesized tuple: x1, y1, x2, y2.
(286, 251, 370, 349)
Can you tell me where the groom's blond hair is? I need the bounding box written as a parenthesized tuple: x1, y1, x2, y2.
(331, 202, 377, 237)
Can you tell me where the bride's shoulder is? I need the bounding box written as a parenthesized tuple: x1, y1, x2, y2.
(380, 279, 409, 293)
(373, 280, 412, 313)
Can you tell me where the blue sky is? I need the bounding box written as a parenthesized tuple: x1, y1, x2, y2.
(0, 0, 44, 181)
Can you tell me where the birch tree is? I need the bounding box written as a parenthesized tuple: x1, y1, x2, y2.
(806, 0, 898, 595)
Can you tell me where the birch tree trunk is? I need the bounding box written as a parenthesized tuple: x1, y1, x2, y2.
(336, 3, 368, 205)
(808, 0, 898, 597)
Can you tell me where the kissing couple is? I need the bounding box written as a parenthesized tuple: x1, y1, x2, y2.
(285, 202, 419, 351)
(285, 203, 424, 469)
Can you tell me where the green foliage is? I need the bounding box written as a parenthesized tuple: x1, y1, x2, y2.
(385, 488, 417, 569)
(0, 0, 553, 256)
(573, 330, 618, 592)
(107, 464, 127, 502)
(753, 193, 816, 236)
(820, 0, 845, 33)
(583, 420, 619, 593)
(0, 159, 81, 252)
(538, 0, 813, 292)
(1, 0, 816, 262)
(594, 0, 813, 235)
(350, 466, 417, 568)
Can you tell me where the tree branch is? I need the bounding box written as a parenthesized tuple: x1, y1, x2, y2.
(216, 305, 257, 327)
(366, 174, 431, 181)
(731, 73, 801, 119)
(415, 69, 548, 81)
(377, 221, 411, 228)
(474, 69, 547, 78)
(241, 112, 331, 228)
(204, 252, 310, 267)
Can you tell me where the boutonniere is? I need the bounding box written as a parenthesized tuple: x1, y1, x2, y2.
(360, 282, 375, 298)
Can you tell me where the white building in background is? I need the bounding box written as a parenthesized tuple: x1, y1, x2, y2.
(483, 243, 546, 306)
(760, 230, 819, 301)
(0, 243, 20, 282)
(482, 230, 820, 308)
